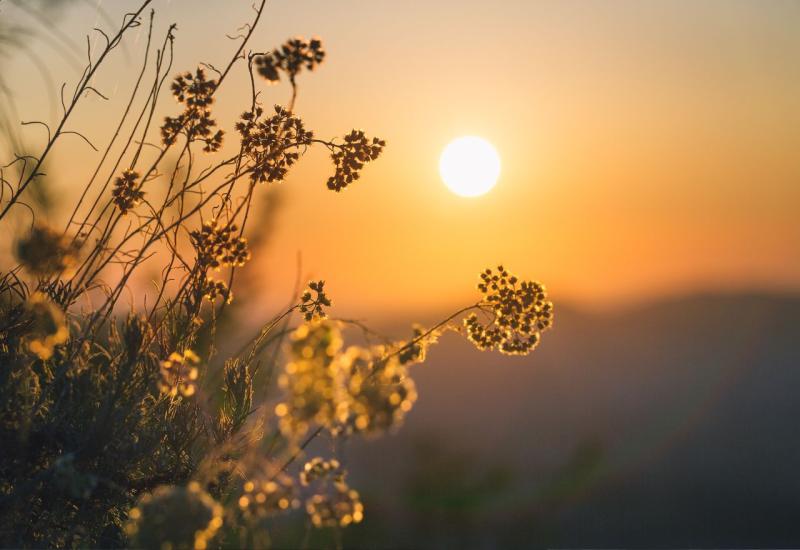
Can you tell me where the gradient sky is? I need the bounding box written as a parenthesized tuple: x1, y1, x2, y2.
(5, 0, 800, 317)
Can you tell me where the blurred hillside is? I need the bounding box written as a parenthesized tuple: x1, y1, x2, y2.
(331, 292, 800, 548)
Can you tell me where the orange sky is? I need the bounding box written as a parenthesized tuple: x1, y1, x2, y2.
(4, 0, 799, 317)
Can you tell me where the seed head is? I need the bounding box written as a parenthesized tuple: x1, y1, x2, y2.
(465, 266, 554, 355)
(327, 130, 385, 192)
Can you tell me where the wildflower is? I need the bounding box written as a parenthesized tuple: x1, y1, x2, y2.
(161, 109, 224, 152)
(190, 219, 251, 270)
(159, 349, 200, 397)
(300, 280, 331, 321)
(170, 68, 216, 107)
(111, 169, 144, 214)
(274, 321, 348, 439)
(464, 266, 554, 355)
(198, 276, 232, 304)
(299, 458, 363, 528)
(300, 457, 343, 486)
(254, 36, 326, 84)
(305, 481, 364, 528)
(125, 482, 223, 550)
(238, 473, 299, 520)
(14, 225, 79, 277)
(340, 346, 417, 436)
(327, 130, 385, 192)
(24, 292, 69, 360)
(161, 68, 224, 152)
(236, 105, 314, 184)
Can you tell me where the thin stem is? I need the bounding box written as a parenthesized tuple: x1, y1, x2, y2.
(0, 0, 152, 220)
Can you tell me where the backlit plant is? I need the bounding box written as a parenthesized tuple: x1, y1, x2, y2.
(0, 2, 553, 548)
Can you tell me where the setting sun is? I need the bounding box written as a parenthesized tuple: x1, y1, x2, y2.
(439, 136, 501, 197)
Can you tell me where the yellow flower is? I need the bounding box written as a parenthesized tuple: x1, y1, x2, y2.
(306, 480, 364, 528)
(238, 472, 299, 520)
(159, 350, 200, 398)
(275, 321, 347, 439)
(340, 346, 417, 437)
(25, 292, 69, 360)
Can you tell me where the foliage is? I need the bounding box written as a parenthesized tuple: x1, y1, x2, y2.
(0, 2, 554, 548)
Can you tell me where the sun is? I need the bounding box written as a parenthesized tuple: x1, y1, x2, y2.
(439, 136, 501, 197)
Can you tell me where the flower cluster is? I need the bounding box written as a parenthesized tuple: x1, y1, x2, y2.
(306, 481, 364, 528)
(274, 321, 347, 439)
(300, 280, 331, 321)
(14, 225, 79, 277)
(238, 473, 299, 520)
(299, 459, 364, 529)
(126, 482, 223, 550)
(327, 130, 385, 192)
(190, 219, 251, 270)
(236, 105, 314, 184)
(111, 169, 143, 214)
(340, 346, 417, 436)
(170, 69, 215, 107)
(197, 276, 231, 304)
(159, 349, 200, 398)
(300, 457, 343, 486)
(275, 318, 427, 441)
(161, 68, 223, 152)
(465, 266, 554, 355)
(254, 36, 325, 83)
(24, 292, 69, 360)
(305, 481, 364, 528)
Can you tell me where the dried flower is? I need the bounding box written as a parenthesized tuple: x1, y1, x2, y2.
(171, 68, 216, 107)
(198, 276, 231, 304)
(340, 346, 417, 436)
(327, 130, 385, 192)
(305, 480, 364, 528)
(299, 458, 363, 528)
(14, 225, 79, 277)
(274, 321, 347, 439)
(236, 105, 314, 184)
(300, 280, 331, 321)
(300, 457, 343, 486)
(238, 473, 299, 520)
(464, 266, 554, 355)
(159, 349, 200, 397)
(190, 219, 251, 270)
(24, 292, 69, 360)
(111, 169, 144, 214)
(161, 68, 223, 152)
(254, 36, 325, 84)
(125, 482, 223, 550)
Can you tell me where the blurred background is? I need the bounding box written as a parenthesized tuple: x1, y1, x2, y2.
(2, 0, 799, 546)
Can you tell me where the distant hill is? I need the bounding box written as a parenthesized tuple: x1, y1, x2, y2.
(334, 292, 800, 548)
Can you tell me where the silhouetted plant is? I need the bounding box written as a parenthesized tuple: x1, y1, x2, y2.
(0, 2, 553, 548)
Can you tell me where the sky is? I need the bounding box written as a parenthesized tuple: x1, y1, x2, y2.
(3, 0, 799, 317)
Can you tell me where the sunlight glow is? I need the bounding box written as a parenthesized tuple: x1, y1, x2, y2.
(439, 136, 501, 197)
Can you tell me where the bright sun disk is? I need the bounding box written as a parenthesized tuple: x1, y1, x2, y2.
(439, 136, 501, 197)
